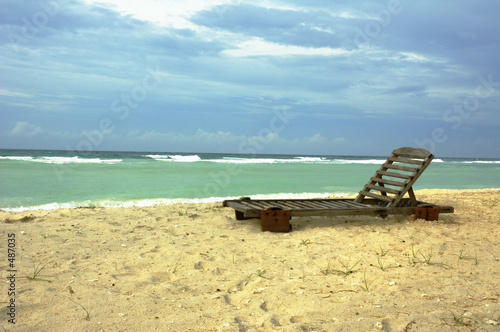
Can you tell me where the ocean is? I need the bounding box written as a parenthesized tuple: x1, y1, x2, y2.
(1, 149, 499, 211)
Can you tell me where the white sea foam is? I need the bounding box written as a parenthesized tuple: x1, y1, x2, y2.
(146, 154, 202, 162)
(142, 155, 402, 165)
(0, 156, 35, 161)
(294, 157, 326, 162)
(460, 160, 500, 164)
(168, 155, 202, 162)
(331, 159, 386, 165)
(145, 154, 172, 161)
(208, 157, 330, 164)
(0, 156, 122, 164)
(37, 157, 122, 164)
(211, 157, 280, 164)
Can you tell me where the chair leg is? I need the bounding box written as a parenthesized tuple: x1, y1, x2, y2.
(260, 208, 291, 232)
(414, 207, 440, 221)
(235, 210, 248, 220)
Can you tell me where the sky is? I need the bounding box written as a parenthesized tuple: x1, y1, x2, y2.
(0, 0, 499, 158)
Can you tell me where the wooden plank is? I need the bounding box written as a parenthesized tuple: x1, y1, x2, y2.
(382, 163, 418, 173)
(371, 177, 406, 187)
(366, 184, 400, 195)
(340, 200, 372, 208)
(269, 201, 305, 209)
(295, 201, 324, 209)
(315, 200, 349, 209)
(288, 200, 323, 209)
(377, 170, 412, 179)
(290, 208, 389, 217)
(314, 201, 347, 208)
(247, 201, 278, 209)
(387, 156, 425, 165)
(358, 190, 394, 203)
(224, 201, 252, 211)
(296, 201, 325, 209)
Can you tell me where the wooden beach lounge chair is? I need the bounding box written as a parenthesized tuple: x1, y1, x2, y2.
(223, 147, 454, 232)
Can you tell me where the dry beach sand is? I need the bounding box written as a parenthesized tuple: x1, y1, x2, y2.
(1, 189, 499, 331)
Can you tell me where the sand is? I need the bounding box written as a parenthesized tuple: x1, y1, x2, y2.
(1, 189, 499, 332)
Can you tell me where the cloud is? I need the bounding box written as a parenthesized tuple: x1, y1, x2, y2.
(122, 128, 348, 154)
(0, 89, 34, 98)
(10, 121, 43, 137)
(0, 0, 499, 157)
(307, 133, 327, 143)
(192, 4, 354, 49)
(222, 37, 351, 57)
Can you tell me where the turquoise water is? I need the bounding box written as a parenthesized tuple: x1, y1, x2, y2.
(0, 149, 499, 211)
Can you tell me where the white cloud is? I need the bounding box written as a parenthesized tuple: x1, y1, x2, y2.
(307, 133, 327, 143)
(0, 89, 34, 98)
(81, 0, 228, 29)
(222, 37, 352, 57)
(10, 122, 43, 137)
(122, 128, 348, 154)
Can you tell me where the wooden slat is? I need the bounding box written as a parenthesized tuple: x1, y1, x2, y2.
(366, 184, 400, 195)
(247, 201, 277, 209)
(305, 201, 332, 209)
(271, 201, 306, 209)
(377, 171, 412, 179)
(358, 190, 393, 202)
(340, 200, 371, 208)
(224, 201, 252, 211)
(317, 200, 347, 208)
(388, 156, 425, 165)
(320, 200, 351, 209)
(371, 177, 406, 187)
(383, 163, 418, 173)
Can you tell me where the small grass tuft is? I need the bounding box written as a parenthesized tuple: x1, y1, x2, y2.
(455, 249, 479, 266)
(300, 239, 311, 247)
(24, 263, 51, 282)
(377, 245, 390, 257)
(419, 250, 433, 265)
(377, 256, 386, 271)
(171, 250, 184, 273)
(255, 268, 266, 278)
(332, 257, 362, 276)
(313, 260, 332, 276)
(359, 269, 374, 292)
(248, 268, 268, 280)
(68, 297, 94, 321)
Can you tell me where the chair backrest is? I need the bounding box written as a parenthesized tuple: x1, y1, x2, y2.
(354, 147, 434, 207)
